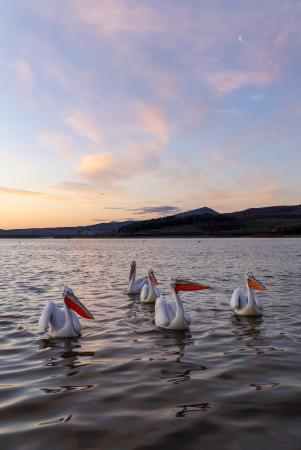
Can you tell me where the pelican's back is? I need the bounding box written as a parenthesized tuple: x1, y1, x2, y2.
(39, 301, 65, 332)
(155, 296, 171, 328)
(230, 288, 247, 311)
(140, 283, 149, 302)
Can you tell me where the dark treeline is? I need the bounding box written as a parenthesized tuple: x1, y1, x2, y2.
(118, 213, 242, 235)
(117, 206, 301, 237)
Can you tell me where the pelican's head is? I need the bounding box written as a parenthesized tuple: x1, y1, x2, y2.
(62, 286, 94, 319)
(148, 269, 158, 285)
(129, 260, 136, 281)
(170, 277, 210, 292)
(244, 272, 267, 291)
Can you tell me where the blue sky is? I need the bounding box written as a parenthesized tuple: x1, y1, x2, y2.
(0, 0, 300, 228)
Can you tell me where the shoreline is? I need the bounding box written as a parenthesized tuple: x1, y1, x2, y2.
(0, 234, 300, 239)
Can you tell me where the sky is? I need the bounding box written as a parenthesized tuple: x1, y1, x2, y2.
(0, 0, 301, 229)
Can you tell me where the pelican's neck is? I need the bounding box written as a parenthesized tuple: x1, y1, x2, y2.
(246, 282, 256, 308)
(64, 299, 74, 327)
(129, 266, 136, 288)
(148, 276, 155, 297)
(171, 285, 185, 319)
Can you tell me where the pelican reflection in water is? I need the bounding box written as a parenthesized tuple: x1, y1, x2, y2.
(38, 336, 95, 374)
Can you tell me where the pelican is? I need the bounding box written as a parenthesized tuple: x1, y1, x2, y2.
(127, 260, 148, 294)
(140, 269, 161, 303)
(155, 277, 210, 330)
(230, 272, 267, 316)
(39, 286, 94, 337)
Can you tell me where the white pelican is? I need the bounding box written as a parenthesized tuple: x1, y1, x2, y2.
(140, 269, 161, 303)
(39, 286, 94, 337)
(230, 272, 267, 316)
(155, 277, 210, 330)
(127, 260, 148, 295)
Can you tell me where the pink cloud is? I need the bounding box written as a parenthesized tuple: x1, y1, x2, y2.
(66, 110, 104, 145)
(0, 186, 66, 201)
(142, 66, 178, 99)
(31, 0, 163, 36)
(75, 102, 173, 184)
(77, 152, 129, 182)
(0, 186, 45, 197)
(135, 102, 170, 147)
(205, 149, 235, 167)
(29, 1, 301, 94)
(54, 181, 98, 193)
(10, 59, 35, 90)
(37, 131, 74, 156)
(250, 93, 265, 102)
(203, 174, 283, 212)
(206, 70, 273, 96)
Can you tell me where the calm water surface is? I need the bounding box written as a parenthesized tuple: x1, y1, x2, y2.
(0, 238, 300, 449)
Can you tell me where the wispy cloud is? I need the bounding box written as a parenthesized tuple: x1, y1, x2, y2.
(205, 149, 235, 167)
(10, 59, 35, 90)
(0, 186, 44, 197)
(31, 0, 165, 36)
(135, 103, 170, 147)
(250, 93, 265, 102)
(201, 173, 283, 211)
(53, 181, 98, 193)
(77, 152, 130, 183)
(128, 205, 180, 215)
(37, 131, 74, 156)
(206, 70, 273, 96)
(27, 1, 301, 99)
(76, 102, 171, 184)
(66, 110, 104, 145)
(215, 108, 240, 115)
(0, 186, 65, 201)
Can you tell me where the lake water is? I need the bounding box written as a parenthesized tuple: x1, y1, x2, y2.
(0, 238, 300, 450)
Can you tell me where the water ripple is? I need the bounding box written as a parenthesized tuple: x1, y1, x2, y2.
(0, 237, 300, 449)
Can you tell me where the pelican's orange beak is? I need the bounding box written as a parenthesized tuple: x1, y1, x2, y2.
(247, 277, 266, 291)
(175, 279, 210, 293)
(64, 293, 95, 319)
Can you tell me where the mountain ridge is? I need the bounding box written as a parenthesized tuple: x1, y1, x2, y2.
(0, 204, 300, 237)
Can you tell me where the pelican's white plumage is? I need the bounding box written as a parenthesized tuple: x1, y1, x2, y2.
(39, 286, 94, 337)
(230, 272, 266, 316)
(140, 269, 161, 303)
(127, 260, 148, 295)
(155, 277, 210, 330)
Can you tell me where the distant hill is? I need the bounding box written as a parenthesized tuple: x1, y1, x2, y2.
(232, 205, 301, 217)
(0, 220, 132, 238)
(0, 205, 300, 238)
(175, 207, 219, 218)
(117, 204, 301, 237)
